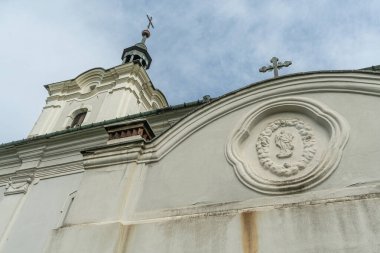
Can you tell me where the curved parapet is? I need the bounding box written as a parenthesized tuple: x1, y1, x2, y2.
(130, 71, 380, 202)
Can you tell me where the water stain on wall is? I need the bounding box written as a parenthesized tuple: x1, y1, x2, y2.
(241, 211, 258, 253)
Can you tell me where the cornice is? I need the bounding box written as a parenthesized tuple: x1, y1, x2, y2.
(82, 140, 145, 169)
(41, 129, 107, 157)
(0, 128, 108, 185)
(0, 161, 84, 187)
(35, 161, 84, 179)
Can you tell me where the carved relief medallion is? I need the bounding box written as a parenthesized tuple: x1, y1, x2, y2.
(226, 97, 349, 194)
(256, 119, 316, 177)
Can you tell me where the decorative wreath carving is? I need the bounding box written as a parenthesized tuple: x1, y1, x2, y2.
(226, 97, 349, 194)
(256, 119, 316, 177)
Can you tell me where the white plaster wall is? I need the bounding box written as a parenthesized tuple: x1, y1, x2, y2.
(137, 111, 255, 211)
(255, 197, 380, 252)
(64, 163, 130, 225)
(127, 94, 142, 115)
(45, 222, 124, 253)
(44, 192, 380, 253)
(300, 93, 380, 188)
(123, 197, 380, 253)
(136, 92, 380, 212)
(13, 74, 380, 253)
(29, 104, 62, 137)
(125, 214, 240, 253)
(0, 173, 82, 253)
(0, 187, 23, 249)
(97, 90, 126, 122)
(96, 91, 114, 122)
(39, 91, 380, 253)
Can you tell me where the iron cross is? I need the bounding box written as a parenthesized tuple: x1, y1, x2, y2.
(259, 57, 292, 77)
(146, 14, 154, 30)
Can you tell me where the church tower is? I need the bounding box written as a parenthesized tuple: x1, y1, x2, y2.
(29, 20, 167, 137)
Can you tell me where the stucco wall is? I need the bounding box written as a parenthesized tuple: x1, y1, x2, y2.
(0, 174, 82, 253)
(3, 72, 380, 252)
(136, 92, 380, 211)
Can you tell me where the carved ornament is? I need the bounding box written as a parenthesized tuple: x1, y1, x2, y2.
(226, 97, 349, 194)
(256, 119, 316, 177)
(4, 174, 34, 196)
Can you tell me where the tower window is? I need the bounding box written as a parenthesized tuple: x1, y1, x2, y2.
(70, 111, 87, 128)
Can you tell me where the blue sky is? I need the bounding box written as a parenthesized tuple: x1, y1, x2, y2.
(1, 0, 380, 143)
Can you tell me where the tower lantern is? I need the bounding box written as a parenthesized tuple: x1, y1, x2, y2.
(121, 15, 154, 70)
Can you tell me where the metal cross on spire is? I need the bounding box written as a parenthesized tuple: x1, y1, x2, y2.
(259, 57, 292, 77)
(146, 14, 154, 30)
(140, 15, 154, 44)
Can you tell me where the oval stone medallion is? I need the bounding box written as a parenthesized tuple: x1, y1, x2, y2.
(226, 97, 349, 194)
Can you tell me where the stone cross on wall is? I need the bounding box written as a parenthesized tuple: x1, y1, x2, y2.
(259, 57, 292, 77)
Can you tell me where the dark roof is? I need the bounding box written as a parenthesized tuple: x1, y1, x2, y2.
(360, 65, 380, 72)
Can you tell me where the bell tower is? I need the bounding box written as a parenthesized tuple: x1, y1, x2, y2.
(28, 16, 168, 138)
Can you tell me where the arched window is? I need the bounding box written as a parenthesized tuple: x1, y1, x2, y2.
(70, 110, 87, 128)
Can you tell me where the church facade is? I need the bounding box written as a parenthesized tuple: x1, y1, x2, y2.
(1, 25, 380, 253)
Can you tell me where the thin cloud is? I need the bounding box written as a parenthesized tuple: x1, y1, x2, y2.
(1, 0, 380, 143)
